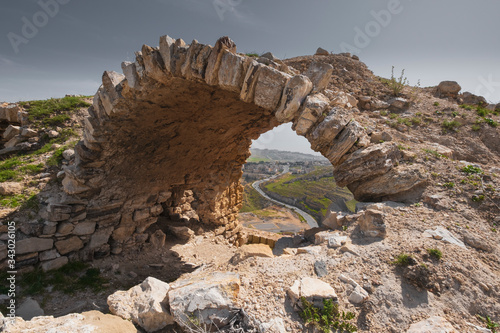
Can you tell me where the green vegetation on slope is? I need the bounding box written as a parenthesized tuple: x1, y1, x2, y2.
(240, 184, 271, 212)
(263, 166, 354, 220)
(19, 96, 90, 128)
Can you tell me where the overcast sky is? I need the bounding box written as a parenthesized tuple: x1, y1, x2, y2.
(1, 0, 499, 154)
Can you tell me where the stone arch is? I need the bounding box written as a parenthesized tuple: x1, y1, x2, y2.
(57, 35, 427, 256)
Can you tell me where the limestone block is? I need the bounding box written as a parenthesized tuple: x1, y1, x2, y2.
(108, 277, 173, 332)
(274, 75, 313, 123)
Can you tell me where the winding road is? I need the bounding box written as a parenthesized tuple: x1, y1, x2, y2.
(251, 166, 319, 228)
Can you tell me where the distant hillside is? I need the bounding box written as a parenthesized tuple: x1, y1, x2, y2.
(248, 148, 327, 162)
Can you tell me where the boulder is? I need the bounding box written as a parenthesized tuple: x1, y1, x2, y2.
(407, 316, 457, 333)
(333, 142, 401, 187)
(389, 97, 410, 111)
(260, 317, 286, 333)
(358, 209, 386, 238)
(436, 81, 461, 98)
(2, 311, 138, 333)
(315, 47, 329, 56)
(20, 128, 37, 138)
(0, 182, 23, 196)
(231, 244, 273, 263)
(461, 92, 487, 105)
(322, 210, 341, 230)
(348, 165, 428, 202)
(3, 125, 20, 141)
(169, 226, 195, 241)
(168, 271, 240, 328)
(287, 277, 338, 308)
(62, 149, 75, 160)
(348, 285, 369, 304)
(304, 62, 333, 93)
(108, 277, 173, 332)
(463, 232, 493, 252)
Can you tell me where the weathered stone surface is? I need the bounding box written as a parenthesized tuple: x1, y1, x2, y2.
(39, 249, 59, 261)
(322, 210, 341, 230)
(407, 316, 457, 333)
(333, 142, 401, 187)
(231, 244, 273, 263)
(3, 311, 138, 333)
(57, 222, 74, 235)
(358, 209, 386, 238)
(55, 236, 84, 255)
(122, 61, 140, 90)
(348, 165, 428, 202)
(150, 230, 166, 248)
(287, 277, 337, 308)
(389, 97, 410, 111)
(308, 107, 350, 151)
(41, 256, 68, 272)
(169, 226, 194, 241)
(423, 226, 466, 249)
(325, 120, 364, 165)
(0, 182, 23, 196)
(108, 277, 173, 332)
(218, 51, 251, 92)
(253, 66, 291, 110)
(47, 204, 72, 222)
(73, 221, 97, 236)
(181, 40, 212, 81)
(89, 227, 113, 250)
(463, 232, 493, 252)
(62, 149, 75, 160)
(348, 285, 369, 304)
(141, 45, 167, 83)
(293, 93, 330, 136)
(168, 271, 240, 328)
(436, 81, 461, 98)
(274, 75, 313, 123)
(3, 125, 20, 140)
(0, 104, 21, 122)
(240, 61, 262, 103)
(205, 36, 237, 86)
(305, 62, 333, 93)
(330, 91, 357, 108)
(16, 238, 53, 255)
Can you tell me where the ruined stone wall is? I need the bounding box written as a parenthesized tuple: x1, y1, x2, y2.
(3, 35, 428, 271)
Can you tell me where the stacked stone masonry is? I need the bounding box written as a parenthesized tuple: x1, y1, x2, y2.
(2, 35, 428, 270)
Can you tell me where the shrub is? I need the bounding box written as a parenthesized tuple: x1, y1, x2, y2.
(299, 297, 357, 333)
(386, 66, 408, 96)
(472, 124, 481, 131)
(442, 120, 461, 132)
(461, 165, 483, 174)
(427, 248, 442, 260)
(443, 182, 455, 188)
(392, 253, 414, 266)
(433, 102, 440, 107)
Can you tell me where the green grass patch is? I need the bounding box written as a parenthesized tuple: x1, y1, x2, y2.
(21, 96, 90, 128)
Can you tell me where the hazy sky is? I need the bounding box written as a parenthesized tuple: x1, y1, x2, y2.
(1, 0, 500, 154)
